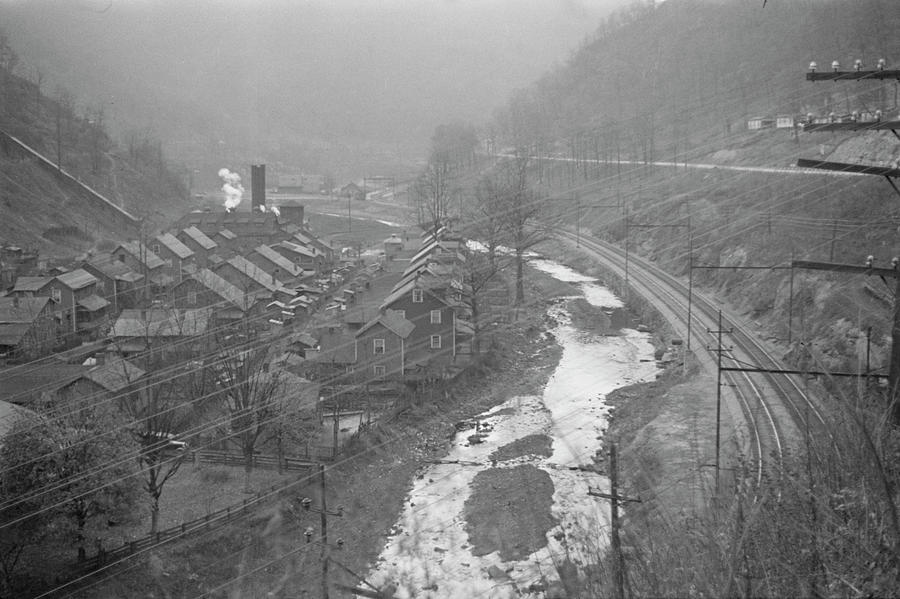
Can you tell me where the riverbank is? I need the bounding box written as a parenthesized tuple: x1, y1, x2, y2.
(76, 266, 570, 598)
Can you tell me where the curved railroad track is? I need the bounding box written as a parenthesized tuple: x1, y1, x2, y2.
(557, 229, 830, 489)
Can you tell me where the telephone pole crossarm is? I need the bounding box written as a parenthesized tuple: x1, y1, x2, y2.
(792, 259, 900, 278)
(720, 366, 887, 379)
(806, 69, 900, 81)
(803, 121, 900, 133)
(795, 159, 900, 196)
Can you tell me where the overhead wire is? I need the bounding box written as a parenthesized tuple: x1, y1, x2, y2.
(8, 52, 900, 599)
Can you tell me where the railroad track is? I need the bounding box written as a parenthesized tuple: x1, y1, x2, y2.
(557, 229, 829, 489)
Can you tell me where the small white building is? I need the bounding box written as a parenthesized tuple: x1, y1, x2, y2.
(775, 115, 795, 129)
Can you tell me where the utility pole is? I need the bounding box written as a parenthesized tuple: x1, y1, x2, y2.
(588, 443, 641, 599)
(576, 198, 581, 247)
(300, 464, 344, 599)
(799, 60, 900, 196)
(686, 233, 694, 351)
(707, 310, 732, 495)
(792, 258, 900, 423)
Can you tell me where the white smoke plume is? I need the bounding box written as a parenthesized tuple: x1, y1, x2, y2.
(218, 168, 244, 211)
(271, 206, 280, 217)
(259, 204, 266, 213)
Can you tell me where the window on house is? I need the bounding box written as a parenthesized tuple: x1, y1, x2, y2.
(430, 310, 441, 324)
(412, 288, 424, 303)
(152, 244, 160, 256)
(431, 335, 441, 349)
(187, 291, 198, 305)
(373, 365, 385, 378)
(374, 338, 385, 354)
(51, 288, 61, 302)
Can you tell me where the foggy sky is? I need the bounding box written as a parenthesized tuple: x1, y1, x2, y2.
(1, 0, 628, 158)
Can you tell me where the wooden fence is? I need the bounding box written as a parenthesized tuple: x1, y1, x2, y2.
(193, 448, 331, 471)
(79, 470, 314, 573)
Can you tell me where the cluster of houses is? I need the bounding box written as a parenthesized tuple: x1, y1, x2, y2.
(0, 208, 338, 366)
(1, 208, 508, 427)
(300, 225, 504, 399)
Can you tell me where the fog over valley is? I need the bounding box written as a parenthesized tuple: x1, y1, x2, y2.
(1, 0, 627, 172)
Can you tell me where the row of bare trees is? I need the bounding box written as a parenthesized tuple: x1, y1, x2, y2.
(412, 121, 557, 353)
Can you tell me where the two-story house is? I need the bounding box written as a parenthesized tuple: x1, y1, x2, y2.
(378, 276, 460, 379)
(45, 269, 110, 339)
(112, 241, 169, 300)
(354, 310, 415, 383)
(81, 255, 144, 313)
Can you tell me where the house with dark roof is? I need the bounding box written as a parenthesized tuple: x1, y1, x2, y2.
(0, 363, 86, 406)
(354, 310, 415, 383)
(305, 326, 357, 383)
(0, 296, 57, 360)
(112, 241, 170, 298)
(171, 268, 265, 327)
(176, 226, 218, 267)
(9, 276, 54, 298)
(109, 308, 212, 360)
(41, 269, 109, 340)
(56, 358, 145, 406)
(81, 255, 144, 313)
(153, 233, 195, 284)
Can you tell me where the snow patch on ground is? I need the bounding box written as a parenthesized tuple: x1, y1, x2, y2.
(364, 257, 658, 597)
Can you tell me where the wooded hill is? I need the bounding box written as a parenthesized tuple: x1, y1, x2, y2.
(0, 35, 188, 261)
(490, 0, 900, 166)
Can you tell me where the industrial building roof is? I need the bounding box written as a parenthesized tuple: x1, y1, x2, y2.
(156, 233, 195, 260)
(181, 226, 218, 250)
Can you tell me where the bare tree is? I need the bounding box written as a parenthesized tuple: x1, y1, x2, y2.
(121, 308, 216, 533)
(496, 152, 553, 304)
(123, 365, 195, 535)
(215, 342, 284, 491)
(412, 159, 457, 235)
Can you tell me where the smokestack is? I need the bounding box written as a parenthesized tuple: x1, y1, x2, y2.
(251, 164, 266, 212)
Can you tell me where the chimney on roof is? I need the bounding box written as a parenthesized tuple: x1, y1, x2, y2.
(251, 164, 266, 212)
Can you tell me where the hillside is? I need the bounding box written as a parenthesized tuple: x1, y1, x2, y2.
(491, 0, 900, 166)
(0, 49, 188, 261)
